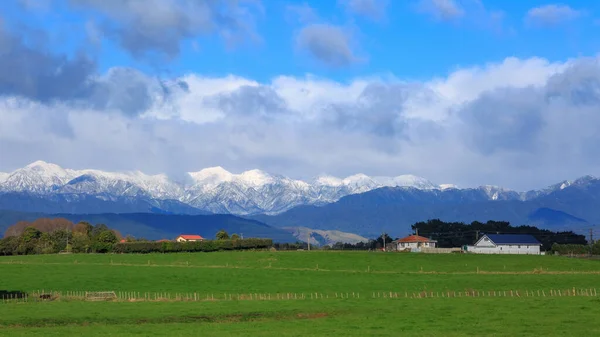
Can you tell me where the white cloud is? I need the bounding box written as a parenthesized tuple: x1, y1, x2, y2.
(69, 0, 263, 59)
(417, 0, 465, 21)
(295, 23, 359, 67)
(339, 0, 389, 21)
(2, 56, 600, 191)
(525, 4, 582, 27)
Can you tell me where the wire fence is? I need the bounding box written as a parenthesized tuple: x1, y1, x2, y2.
(1, 288, 597, 304)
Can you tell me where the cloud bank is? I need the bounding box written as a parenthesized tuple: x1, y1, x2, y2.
(2, 36, 600, 191)
(1, 1, 600, 192)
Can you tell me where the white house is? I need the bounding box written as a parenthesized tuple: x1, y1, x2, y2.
(176, 234, 204, 242)
(466, 234, 542, 255)
(392, 235, 437, 252)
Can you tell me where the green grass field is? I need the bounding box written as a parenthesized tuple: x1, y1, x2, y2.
(1, 251, 600, 336)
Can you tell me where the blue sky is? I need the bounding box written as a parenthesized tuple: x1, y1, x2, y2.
(1, 0, 600, 190)
(1, 0, 598, 81)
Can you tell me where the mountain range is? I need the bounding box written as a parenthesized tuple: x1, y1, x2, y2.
(0, 160, 473, 215)
(0, 160, 590, 216)
(1, 161, 599, 240)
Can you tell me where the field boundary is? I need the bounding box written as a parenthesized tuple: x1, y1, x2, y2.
(1, 260, 599, 275)
(1, 288, 597, 304)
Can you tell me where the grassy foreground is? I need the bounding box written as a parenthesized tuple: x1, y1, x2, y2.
(1, 251, 600, 336)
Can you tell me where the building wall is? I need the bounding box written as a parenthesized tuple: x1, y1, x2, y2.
(421, 247, 461, 254)
(396, 241, 436, 250)
(466, 244, 541, 255)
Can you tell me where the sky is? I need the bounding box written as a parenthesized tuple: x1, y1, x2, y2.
(0, 0, 600, 191)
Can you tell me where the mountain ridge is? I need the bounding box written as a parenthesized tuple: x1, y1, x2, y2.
(0, 160, 598, 216)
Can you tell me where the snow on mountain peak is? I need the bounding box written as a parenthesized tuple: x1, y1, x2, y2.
(375, 174, 437, 189)
(237, 169, 274, 186)
(6, 160, 598, 216)
(314, 175, 343, 186)
(189, 166, 234, 184)
(342, 173, 372, 183)
(24, 160, 72, 176)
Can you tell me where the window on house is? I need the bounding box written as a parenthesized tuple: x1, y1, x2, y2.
(518, 245, 521, 249)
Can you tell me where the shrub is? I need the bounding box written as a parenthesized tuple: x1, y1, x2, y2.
(112, 238, 273, 254)
(551, 243, 591, 255)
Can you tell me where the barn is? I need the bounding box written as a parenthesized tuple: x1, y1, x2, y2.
(466, 234, 542, 255)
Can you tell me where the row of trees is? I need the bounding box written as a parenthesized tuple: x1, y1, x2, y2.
(113, 238, 273, 254)
(305, 220, 588, 251)
(0, 218, 121, 255)
(0, 221, 269, 255)
(551, 243, 600, 255)
(411, 219, 587, 251)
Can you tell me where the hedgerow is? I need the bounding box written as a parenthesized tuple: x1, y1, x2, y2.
(112, 238, 273, 254)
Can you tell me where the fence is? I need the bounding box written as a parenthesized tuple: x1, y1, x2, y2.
(1, 288, 597, 304)
(420, 247, 462, 254)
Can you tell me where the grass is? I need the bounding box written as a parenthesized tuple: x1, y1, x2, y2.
(2, 297, 600, 336)
(1, 251, 600, 335)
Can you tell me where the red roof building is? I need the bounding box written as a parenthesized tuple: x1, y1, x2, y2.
(393, 234, 437, 250)
(396, 235, 435, 243)
(176, 234, 204, 242)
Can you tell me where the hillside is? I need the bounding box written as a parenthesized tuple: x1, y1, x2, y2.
(281, 227, 369, 246)
(254, 183, 594, 238)
(0, 210, 297, 242)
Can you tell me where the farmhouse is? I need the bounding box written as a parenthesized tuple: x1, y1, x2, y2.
(392, 234, 437, 251)
(466, 234, 542, 255)
(176, 234, 204, 242)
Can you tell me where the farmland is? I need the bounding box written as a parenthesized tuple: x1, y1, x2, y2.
(2, 251, 600, 336)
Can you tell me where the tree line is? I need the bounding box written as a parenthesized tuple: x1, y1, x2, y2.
(0, 218, 121, 255)
(411, 219, 588, 251)
(0, 220, 271, 255)
(311, 220, 588, 251)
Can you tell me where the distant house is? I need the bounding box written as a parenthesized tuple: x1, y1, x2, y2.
(176, 234, 204, 242)
(392, 235, 437, 251)
(465, 234, 542, 255)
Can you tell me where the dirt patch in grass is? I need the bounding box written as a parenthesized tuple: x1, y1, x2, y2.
(296, 312, 328, 319)
(1, 311, 331, 328)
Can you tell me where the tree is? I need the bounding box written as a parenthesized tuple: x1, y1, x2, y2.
(49, 229, 71, 252)
(92, 230, 118, 253)
(91, 224, 109, 239)
(21, 227, 42, 243)
(216, 230, 230, 240)
(71, 232, 91, 253)
(231, 233, 240, 240)
(0, 236, 19, 255)
(73, 222, 93, 237)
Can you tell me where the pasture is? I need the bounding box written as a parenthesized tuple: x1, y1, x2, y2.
(1, 251, 600, 336)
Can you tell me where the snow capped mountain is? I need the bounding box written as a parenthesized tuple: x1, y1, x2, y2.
(1, 161, 78, 193)
(374, 175, 437, 190)
(0, 172, 10, 184)
(1, 161, 598, 216)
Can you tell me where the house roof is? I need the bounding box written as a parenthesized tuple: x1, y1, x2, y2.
(396, 235, 437, 243)
(484, 234, 541, 245)
(177, 234, 204, 240)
